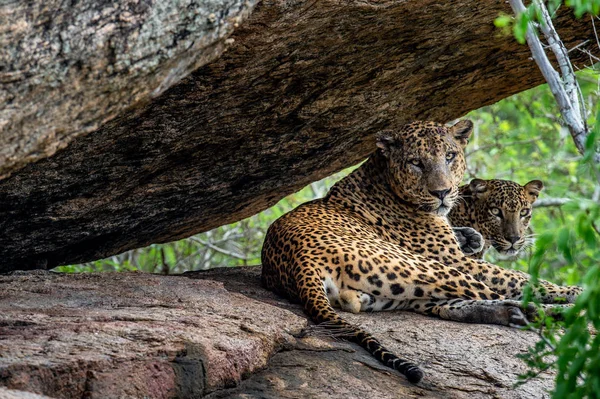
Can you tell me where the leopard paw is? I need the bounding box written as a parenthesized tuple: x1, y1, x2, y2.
(453, 226, 484, 255)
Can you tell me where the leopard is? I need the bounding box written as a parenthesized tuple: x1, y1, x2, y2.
(261, 120, 581, 384)
(449, 178, 543, 259)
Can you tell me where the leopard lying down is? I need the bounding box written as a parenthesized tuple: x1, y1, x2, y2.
(261, 120, 580, 383)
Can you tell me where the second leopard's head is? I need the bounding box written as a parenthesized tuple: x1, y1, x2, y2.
(376, 120, 473, 216)
(465, 178, 543, 257)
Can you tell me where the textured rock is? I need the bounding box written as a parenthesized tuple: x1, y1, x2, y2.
(0, 1, 597, 272)
(0, 270, 304, 398)
(0, 268, 556, 398)
(0, 388, 53, 399)
(0, 0, 256, 178)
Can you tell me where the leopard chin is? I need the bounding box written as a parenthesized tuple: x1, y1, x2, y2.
(495, 247, 521, 260)
(435, 205, 451, 216)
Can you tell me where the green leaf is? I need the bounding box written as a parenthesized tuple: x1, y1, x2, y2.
(494, 14, 512, 28)
(513, 12, 531, 44)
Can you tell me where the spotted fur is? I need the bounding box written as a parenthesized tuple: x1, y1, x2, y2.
(449, 179, 543, 259)
(261, 120, 581, 383)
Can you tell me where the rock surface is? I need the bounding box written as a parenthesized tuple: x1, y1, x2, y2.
(0, 0, 256, 178)
(0, 1, 598, 272)
(0, 388, 54, 399)
(0, 268, 556, 398)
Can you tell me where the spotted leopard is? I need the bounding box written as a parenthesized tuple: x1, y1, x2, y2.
(449, 178, 543, 258)
(261, 120, 581, 383)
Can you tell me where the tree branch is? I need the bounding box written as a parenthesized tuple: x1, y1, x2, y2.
(189, 237, 248, 260)
(508, 0, 600, 164)
(534, 0, 586, 123)
(533, 197, 572, 207)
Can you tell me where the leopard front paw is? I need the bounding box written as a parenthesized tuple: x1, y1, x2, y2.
(453, 226, 484, 255)
(507, 307, 529, 328)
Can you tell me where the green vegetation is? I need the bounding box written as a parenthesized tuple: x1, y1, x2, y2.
(494, 1, 600, 396)
(466, 68, 600, 286)
(517, 120, 600, 399)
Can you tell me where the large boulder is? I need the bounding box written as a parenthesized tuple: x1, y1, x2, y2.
(0, 0, 255, 178)
(0, 268, 555, 398)
(0, 1, 597, 271)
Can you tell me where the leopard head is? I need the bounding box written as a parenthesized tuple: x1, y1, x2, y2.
(467, 178, 543, 256)
(376, 120, 473, 216)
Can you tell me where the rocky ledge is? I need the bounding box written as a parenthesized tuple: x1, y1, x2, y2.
(0, 267, 555, 398)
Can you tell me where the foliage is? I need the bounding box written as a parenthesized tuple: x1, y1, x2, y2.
(464, 68, 600, 287)
(554, 0, 600, 18)
(518, 125, 600, 399)
(495, 0, 600, 43)
(498, 1, 600, 397)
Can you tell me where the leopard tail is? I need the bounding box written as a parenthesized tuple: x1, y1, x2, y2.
(298, 273, 423, 383)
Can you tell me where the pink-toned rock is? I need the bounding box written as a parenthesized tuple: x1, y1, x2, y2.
(0, 270, 304, 398)
(0, 388, 54, 399)
(0, 268, 556, 398)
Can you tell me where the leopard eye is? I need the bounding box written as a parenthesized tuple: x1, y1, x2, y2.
(490, 207, 502, 217)
(408, 158, 423, 169)
(446, 152, 456, 162)
(520, 208, 531, 217)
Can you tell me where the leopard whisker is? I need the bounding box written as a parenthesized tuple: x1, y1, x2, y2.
(445, 195, 459, 209)
(455, 195, 469, 206)
(520, 240, 536, 250)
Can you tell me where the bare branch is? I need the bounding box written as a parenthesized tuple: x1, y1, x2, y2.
(534, 0, 587, 127)
(508, 0, 600, 164)
(533, 197, 572, 207)
(537, 323, 557, 352)
(173, 248, 206, 271)
(592, 14, 600, 53)
(189, 237, 248, 260)
(592, 221, 600, 237)
(466, 137, 543, 157)
(160, 247, 170, 275)
(567, 40, 590, 53)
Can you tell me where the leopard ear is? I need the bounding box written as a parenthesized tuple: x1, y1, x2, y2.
(469, 178, 488, 199)
(376, 131, 397, 156)
(524, 180, 544, 203)
(450, 120, 474, 148)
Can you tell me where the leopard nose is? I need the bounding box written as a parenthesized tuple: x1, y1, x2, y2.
(429, 189, 450, 200)
(508, 235, 521, 244)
